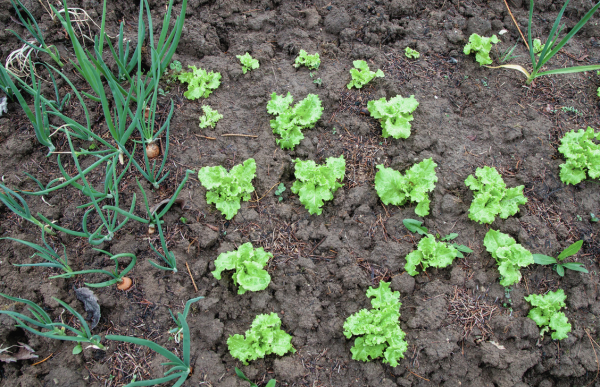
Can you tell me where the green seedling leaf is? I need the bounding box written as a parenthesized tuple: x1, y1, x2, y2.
(294, 49, 320, 70)
(404, 47, 420, 59)
(525, 289, 571, 340)
(198, 105, 223, 129)
(343, 281, 407, 366)
(556, 240, 583, 261)
(212, 242, 272, 294)
(452, 244, 473, 254)
(558, 127, 600, 185)
(267, 92, 323, 150)
(484, 229, 533, 287)
(532, 254, 557, 265)
(197, 158, 256, 220)
(465, 166, 527, 224)
(442, 233, 459, 241)
(464, 33, 499, 65)
(375, 158, 438, 217)
(228, 313, 295, 365)
(177, 65, 221, 100)
(347, 60, 384, 89)
(237, 52, 259, 74)
(367, 95, 419, 139)
(561, 262, 588, 272)
(405, 235, 458, 276)
(402, 219, 428, 235)
(291, 155, 345, 215)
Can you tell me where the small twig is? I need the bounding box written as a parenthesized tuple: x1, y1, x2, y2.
(221, 134, 258, 138)
(406, 368, 430, 381)
(584, 328, 599, 387)
(32, 352, 54, 366)
(185, 262, 199, 293)
(250, 182, 280, 202)
(503, 0, 529, 50)
(194, 134, 216, 140)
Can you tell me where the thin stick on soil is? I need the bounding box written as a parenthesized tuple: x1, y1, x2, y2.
(185, 262, 198, 293)
(194, 134, 216, 140)
(406, 368, 430, 382)
(32, 352, 54, 366)
(250, 182, 279, 202)
(221, 134, 258, 138)
(503, 0, 529, 49)
(584, 328, 599, 387)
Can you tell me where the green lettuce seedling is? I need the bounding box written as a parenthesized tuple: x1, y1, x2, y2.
(347, 60, 384, 89)
(464, 34, 499, 65)
(291, 155, 345, 215)
(294, 49, 320, 70)
(177, 65, 221, 100)
(403, 219, 474, 258)
(405, 235, 458, 276)
(557, 127, 600, 185)
(237, 52, 259, 74)
(199, 105, 223, 129)
(465, 166, 527, 224)
(267, 92, 323, 150)
(374, 158, 438, 216)
(197, 158, 256, 220)
(228, 313, 295, 365)
(405, 47, 420, 59)
(343, 281, 408, 367)
(524, 289, 571, 340)
(367, 95, 419, 139)
(212, 242, 272, 294)
(484, 229, 534, 287)
(533, 240, 588, 276)
(533, 38, 543, 54)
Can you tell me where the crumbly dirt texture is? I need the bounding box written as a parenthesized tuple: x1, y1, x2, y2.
(1, 0, 600, 386)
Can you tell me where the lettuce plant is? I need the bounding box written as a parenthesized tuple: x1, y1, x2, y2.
(197, 158, 256, 220)
(403, 219, 474, 258)
(267, 92, 323, 150)
(405, 47, 420, 59)
(484, 229, 534, 287)
(227, 313, 295, 365)
(294, 49, 320, 70)
(374, 158, 437, 216)
(343, 281, 408, 367)
(464, 34, 499, 65)
(199, 105, 223, 129)
(212, 242, 272, 294)
(237, 52, 259, 74)
(367, 95, 419, 139)
(465, 166, 527, 224)
(347, 60, 384, 89)
(405, 235, 459, 276)
(291, 155, 345, 215)
(557, 127, 600, 185)
(524, 289, 571, 340)
(177, 65, 221, 100)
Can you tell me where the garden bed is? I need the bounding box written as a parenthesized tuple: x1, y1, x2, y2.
(0, 0, 599, 386)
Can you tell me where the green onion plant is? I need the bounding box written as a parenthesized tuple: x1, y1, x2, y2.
(0, 293, 104, 354)
(148, 212, 177, 272)
(495, 0, 600, 84)
(0, 183, 53, 234)
(51, 250, 136, 287)
(106, 296, 203, 387)
(2, 229, 72, 275)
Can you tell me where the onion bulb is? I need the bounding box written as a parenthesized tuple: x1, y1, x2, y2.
(117, 277, 133, 291)
(146, 142, 159, 159)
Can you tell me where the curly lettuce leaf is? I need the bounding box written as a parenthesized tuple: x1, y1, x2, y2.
(237, 52, 259, 74)
(524, 289, 571, 340)
(465, 166, 526, 224)
(343, 281, 407, 366)
(294, 49, 320, 70)
(291, 155, 345, 215)
(177, 65, 221, 100)
(212, 242, 272, 294)
(484, 229, 533, 286)
(347, 60, 384, 89)
(464, 34, 499, 66)
(198, 159, 256, 220)
(558, 127, 600, 185)
(367, 95, 419, 139)
(267, 93, 323, 150)
(404, 235, 457, 276)
(227, 313, 295, 364)
(199, 105, 223, 129)
(374, 158, 437, 216)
